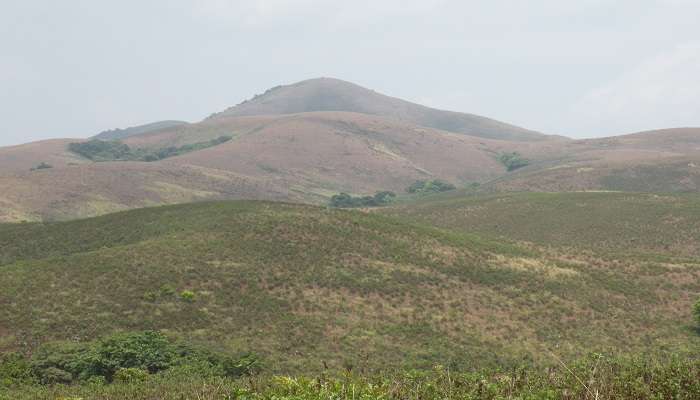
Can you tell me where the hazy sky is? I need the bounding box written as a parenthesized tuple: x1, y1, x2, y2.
(2, 0, 699, 146)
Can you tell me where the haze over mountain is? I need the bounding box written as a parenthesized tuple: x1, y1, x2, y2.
(211, 78, 550, 142)
(0, 77, 699, 222)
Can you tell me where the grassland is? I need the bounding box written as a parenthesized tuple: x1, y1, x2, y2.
(385, 191, 700, 258)
(1, 200, 698, 378)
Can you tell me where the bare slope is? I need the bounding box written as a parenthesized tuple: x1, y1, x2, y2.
(486, 128, 700, 192)
(210, 77, 551, 142)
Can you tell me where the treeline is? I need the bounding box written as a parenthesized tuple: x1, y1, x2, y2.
(329, 179, 459, 208)
(407, 179, 456, 194)
(329, 191, 396, 208)
(68, 136, 232, 162)
(0, 331, 258, 386)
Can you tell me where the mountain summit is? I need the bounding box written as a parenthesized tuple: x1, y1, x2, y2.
(212, 77, 549, 142)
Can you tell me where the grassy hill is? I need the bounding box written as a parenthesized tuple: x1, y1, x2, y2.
(385, 191, 700, 258)
(1, 200, 698, 375)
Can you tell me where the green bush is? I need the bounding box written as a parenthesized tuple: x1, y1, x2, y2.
(113, 368, 149, 383)
(30, 341, 93, 383)
(30, 162, 53, 171)
(406, 180, 456, 194)
(694, 298, 700, 328)
(68, 136, 233, 163)
(329, 191, 396, 208)
(0, 353, 34, 386)
(69, 140, 134, 161)
(180, 290, 196, 302)
(20, 331, 260, 385)
(498, 152, 530, 171)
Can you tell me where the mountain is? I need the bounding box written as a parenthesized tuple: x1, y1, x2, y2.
(93, 120, 189, 141)
(0, 110, 546, 222)
(1, 199, 697, 372)
(1, 78, 700, 222)
(210, 77, 552, 142)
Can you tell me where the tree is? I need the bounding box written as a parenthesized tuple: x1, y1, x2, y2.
(498, 152, 530, 171)
(406, 180, 456, 194)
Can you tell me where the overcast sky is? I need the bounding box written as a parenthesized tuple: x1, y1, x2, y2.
(2, 0, 699, 146)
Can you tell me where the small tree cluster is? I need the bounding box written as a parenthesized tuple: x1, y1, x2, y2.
(30, 162, 53, 171)
(406, 180, 456, 194)
(329, 191, 396, 208)
(68, 136, 233, 162)
(0, 331, 260, 385)
(498, 152, 530, 171)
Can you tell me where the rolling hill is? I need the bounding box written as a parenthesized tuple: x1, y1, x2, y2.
(0, 109, 557, 222)
(2, 78, 700, 223)
(386, 191, 700, 258)
(485, 128, 700, 193)
(0, 200, 698, 374)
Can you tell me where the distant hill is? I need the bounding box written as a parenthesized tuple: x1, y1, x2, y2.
(482, 128, 700, 192)
(0, 112, 534, 222)
(386, 191, 700, 258)
(1, 200, 697, 372)
(93, 120, 188, 140)
(1, 79, 700, 222)
(210, 78, 553, 142)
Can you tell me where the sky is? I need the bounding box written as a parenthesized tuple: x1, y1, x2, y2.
(1, 0, 699, 146)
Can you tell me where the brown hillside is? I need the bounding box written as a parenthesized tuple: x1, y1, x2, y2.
(487, 128, 700, 192)
(0, 139, 87, 173)
(166, 111, 519, 193)
(0, 162, 291, 223)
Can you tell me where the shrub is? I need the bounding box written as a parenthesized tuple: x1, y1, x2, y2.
(406, 180, 456, 194)
(68, 136, 233, 163)
(498, 152, 530, 171)
(30, 341, 93, 383)
(329, 191, 395, 208)
(68, 140, 134, 161)
(159, 284, 176, 297)
(30, 162, 53, 171)
(180, 290, 196, 302)
(24, 331, 260, 385)
(91, 331, 175, 378)
(694, 297, 700, 328)
(0, 353, 34, 386)
(112, 367, 149, 383)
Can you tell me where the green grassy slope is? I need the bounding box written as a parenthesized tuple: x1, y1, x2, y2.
(385, 191, 700, 258)
(1, 201, 698, 374)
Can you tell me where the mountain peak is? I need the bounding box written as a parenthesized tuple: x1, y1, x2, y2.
(212, 78, 551, 142)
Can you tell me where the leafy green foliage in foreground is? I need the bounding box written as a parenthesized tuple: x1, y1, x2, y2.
(68, 136, 232, 162)
(0, 331, 257, 386)
(2, 355, 698, 400)
(329, 191, 395, 208)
